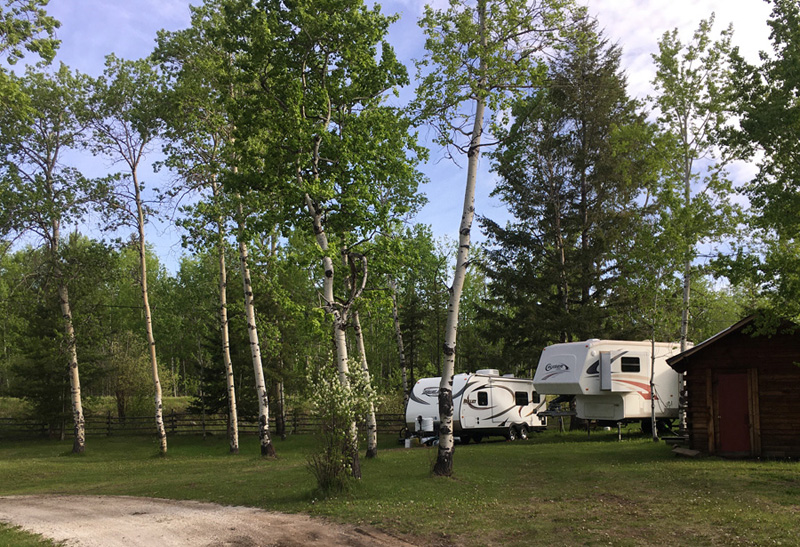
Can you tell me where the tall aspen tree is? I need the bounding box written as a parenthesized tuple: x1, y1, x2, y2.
(216, 184, 239, 453)
(215, 0, 424, 477)
(388, 276, 409, 404)
(237, 201, 276, 457)
(652, 16, 736, 351)
(651, 16, 738, 430)
(344, 252, 377, 459)
(90, 55, 168, 454)
(414, 0, 574, 476)
(155, 8, 245, 453)
(0, 66, 95, 454)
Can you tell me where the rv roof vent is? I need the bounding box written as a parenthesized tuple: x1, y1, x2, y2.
(502, 373, 514, 378)
(476, 369, 500, 376)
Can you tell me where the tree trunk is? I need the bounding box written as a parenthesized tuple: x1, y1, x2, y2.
(388, 277, 409, 405)
(237, 208, 275, 458)
(134, 174, 167, 455)
(275, 372, 287, 441)
(679, 149, 691, 432)
(305, 193, 361, 479)
(216, 186, 239, 454)
(680, 162, 691, 353)
(58, 282, 85, 454)
(170, 357, 178, 397)
(434, 1, 487, 478)
(552, 171, 569, 343)
(353, 310, 378, 458)
(49, 201, 85, 454)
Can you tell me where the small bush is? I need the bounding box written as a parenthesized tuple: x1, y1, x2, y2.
(306, 366, 375, 496)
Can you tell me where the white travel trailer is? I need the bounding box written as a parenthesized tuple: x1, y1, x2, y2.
(533, 340, 684, 426)
(405, 370, 548, 442)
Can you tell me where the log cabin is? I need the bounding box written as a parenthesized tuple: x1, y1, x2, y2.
(667, 316, 800, 459)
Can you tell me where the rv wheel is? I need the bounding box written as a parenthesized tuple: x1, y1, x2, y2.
(517, 424, 528, 440)
(473, 434, 483, 443)
(507, 426, 517, 441)
(460, 435, 471, 444)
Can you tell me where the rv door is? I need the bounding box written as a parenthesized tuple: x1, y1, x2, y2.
(600, 351, 612, 391)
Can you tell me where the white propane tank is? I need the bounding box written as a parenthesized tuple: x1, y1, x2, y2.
(420, 417, 435, 433)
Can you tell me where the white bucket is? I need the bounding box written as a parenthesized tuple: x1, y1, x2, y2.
(404, 438, 411, 449)
(420, 417, 434, 433)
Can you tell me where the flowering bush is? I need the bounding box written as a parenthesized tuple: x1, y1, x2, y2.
(306, 364, 376, 494)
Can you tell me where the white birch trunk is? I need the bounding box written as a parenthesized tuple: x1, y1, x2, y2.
(51, 218, 85, 454)
(434, 3, 487, 477)
(353, 311, 378, 458)
(388, 277, 409, 404)
(59, 282, 85, 454)
(679, 153, 691, 432)
(237, 205, 275, 457)
(133, 173, 167, 455)
(305, 193, 361, 478)
(216, 183, 239, 454)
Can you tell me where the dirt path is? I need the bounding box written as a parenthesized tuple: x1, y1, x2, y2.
(0, 495, 416, 546)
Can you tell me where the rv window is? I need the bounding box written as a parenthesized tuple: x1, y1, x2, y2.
(621, 356, 640, 373)
(477, 392, 488, 406)
(532, 391, 541, 404)
(515, 391, 529, 406)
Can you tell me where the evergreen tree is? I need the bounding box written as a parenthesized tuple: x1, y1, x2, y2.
(481, 18, 652, 359)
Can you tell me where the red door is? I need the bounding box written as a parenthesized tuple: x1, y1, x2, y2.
(717, 373, 750, 454)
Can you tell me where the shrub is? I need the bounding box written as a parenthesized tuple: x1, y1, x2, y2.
(306, 365, 375, 496)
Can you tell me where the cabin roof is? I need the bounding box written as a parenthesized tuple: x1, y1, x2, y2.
(666, 315, 799, 372)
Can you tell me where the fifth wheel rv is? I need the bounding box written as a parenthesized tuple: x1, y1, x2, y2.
(533, 340, 685, 428)
(405, 370, 548, 442)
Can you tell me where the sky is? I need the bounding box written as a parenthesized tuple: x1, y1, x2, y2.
(38, 0, 775, 272)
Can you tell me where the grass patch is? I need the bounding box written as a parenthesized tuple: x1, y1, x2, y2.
(0, 523, 63, 547)
(1, 430, 798, 546)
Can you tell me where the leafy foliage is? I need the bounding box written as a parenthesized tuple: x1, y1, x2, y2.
(723, 0, 800, 319)
(306, 366, 376, 495)
(650, 14, 740, 346)
(0, 0, 59, 65)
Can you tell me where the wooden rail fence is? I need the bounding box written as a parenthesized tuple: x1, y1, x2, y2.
(0, 412, 406, 440)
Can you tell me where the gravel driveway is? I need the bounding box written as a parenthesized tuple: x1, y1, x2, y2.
(0, 495, 416, 546)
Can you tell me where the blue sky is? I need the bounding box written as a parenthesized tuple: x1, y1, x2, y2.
(39, 0, 774, 271)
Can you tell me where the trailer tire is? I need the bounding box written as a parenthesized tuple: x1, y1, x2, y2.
(506, 426, 517, 441)
(473, 434, 483, 443)
(517, 424, 528, 440)
(460, 435, 471, 444)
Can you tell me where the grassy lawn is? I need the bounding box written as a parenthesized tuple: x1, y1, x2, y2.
(1, 430, 798, 546)
(0, 524, 61, 547)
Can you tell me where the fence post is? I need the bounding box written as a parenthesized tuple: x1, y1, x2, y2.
(107, 411, 113, 437)
(292, 408, 298, 435)
(171, 409, 177, 434)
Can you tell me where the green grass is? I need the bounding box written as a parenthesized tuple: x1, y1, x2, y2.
(0, 524, 62, 547)
(1, 431, 798, 546)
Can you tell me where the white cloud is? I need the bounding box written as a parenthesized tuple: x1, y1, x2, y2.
(584, 0, 772, 100)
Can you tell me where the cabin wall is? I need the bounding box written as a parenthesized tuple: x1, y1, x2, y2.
(682, 328, 800, 458)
